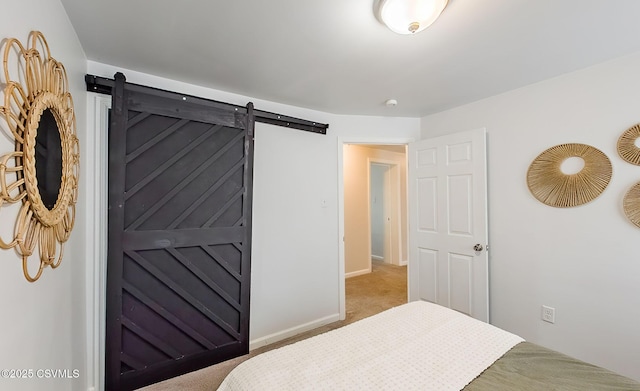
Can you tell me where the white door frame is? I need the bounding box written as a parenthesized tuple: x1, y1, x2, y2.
(368, 159, 401, 266)
(85, 93, 110, 391)
(368, 161, 391, 263)
(337, 136, 414, 320)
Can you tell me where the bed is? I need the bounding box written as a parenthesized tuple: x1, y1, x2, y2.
(217, 301, 640, 390)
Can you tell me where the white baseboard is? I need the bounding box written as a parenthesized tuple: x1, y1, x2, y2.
(371, 255, 384, 261)
(400, 259, 408, 266)
(249, 313, 340, 351)
(345, 267, 371, 279)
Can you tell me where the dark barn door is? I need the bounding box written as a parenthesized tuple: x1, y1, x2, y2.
(105, 73, 254, 391)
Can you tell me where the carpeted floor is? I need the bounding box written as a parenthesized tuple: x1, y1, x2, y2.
(138, 260, 407, 390)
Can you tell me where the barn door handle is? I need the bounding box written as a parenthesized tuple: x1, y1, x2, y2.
(473, 244, 484, 252)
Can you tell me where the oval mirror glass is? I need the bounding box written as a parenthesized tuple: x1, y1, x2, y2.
(35, 108, 63, 210)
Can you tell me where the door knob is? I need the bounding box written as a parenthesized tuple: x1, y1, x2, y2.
(473, 244, 484, 252)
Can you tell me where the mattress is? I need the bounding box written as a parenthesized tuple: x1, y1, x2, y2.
(217, 301, 523, 390)
(217, 301, 640, 391)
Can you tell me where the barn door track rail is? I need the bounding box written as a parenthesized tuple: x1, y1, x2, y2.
(85, 74, 328, 135)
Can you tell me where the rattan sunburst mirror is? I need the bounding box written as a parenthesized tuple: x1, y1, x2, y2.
(0, 31, 79, 282)
(623, 182, 640, 228)
(617, 124, 640, 166)
(527, 143, 612, 208)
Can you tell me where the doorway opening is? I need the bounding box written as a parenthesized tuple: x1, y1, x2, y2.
(340, 143, 408, 321)
(369, 161, 400, 266)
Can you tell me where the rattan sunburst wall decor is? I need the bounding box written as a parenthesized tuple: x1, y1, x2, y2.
(527, 143, 612, 208)
(617, 124, 640, 166)
(0, 31, 79, 282)
(623, 182, 640, 228)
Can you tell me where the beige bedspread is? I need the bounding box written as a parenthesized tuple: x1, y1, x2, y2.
(217, 301, 523, 391)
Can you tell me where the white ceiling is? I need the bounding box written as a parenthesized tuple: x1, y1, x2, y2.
(60, 0, 640, 117)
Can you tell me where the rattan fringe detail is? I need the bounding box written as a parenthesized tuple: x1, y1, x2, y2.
(527, 143, 612, 208)
(623, 182, 640, 228)
(617, 124, 640, 166)
(0, 31, 79, 282)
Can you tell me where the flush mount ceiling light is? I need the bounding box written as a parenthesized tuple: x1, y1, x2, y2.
(375, 0, 449, 34)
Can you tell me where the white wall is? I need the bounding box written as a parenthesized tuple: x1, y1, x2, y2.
(420, 52, 640, 381)
(0, 1, 87, 390)
(85, 62, 420, 350)
(343, 145, 374, 276)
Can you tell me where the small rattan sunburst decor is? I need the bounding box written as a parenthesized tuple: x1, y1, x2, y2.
(0, 31, 79, 282)
(527, 143, 612, 208)
(617, 123, 640, 166)
(623, 182, 640, 228)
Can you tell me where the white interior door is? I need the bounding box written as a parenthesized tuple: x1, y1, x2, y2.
(408, 128, 489, 322)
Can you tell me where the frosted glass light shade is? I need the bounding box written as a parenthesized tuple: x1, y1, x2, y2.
(377, 0, 448, 34)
